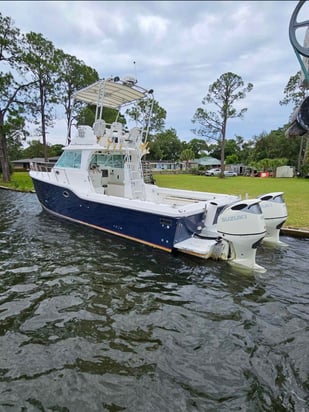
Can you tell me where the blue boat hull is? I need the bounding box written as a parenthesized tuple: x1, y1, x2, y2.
(32, 178, 204, 252)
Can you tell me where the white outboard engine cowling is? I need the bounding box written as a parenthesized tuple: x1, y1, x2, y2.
(217, 199, 266, 271)
(257, 192, 288, 245)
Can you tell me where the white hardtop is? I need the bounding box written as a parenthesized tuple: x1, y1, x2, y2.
(72, 77, 150, 109)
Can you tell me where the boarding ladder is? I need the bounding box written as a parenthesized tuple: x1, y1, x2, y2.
(124, 94, 153, 199)
(142, 161, 154, 183)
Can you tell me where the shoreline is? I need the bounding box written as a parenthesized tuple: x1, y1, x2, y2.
(1, 185, 308, 238)
(0, 185, 35, 193)
(280, 227, 309, 238)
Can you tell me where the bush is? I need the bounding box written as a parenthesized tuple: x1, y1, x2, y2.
(189, 168, 204, 175)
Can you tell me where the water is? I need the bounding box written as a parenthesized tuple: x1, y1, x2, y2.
(0, 189, 308, 412)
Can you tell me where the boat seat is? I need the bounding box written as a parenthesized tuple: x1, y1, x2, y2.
(127, 127, 142, 144)
(111, 122, 123, 142)
(93, 119, 106, 137)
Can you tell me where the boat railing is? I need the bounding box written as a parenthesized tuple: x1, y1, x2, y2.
(30, 162, 55, 173)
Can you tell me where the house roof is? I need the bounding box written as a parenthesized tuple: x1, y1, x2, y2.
(194, 156, 221, 166)
(11, 157, 59, 164)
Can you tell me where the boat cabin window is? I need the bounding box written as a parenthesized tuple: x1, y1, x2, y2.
(90, 153, 125, 169)
(55, 151, 81, 169)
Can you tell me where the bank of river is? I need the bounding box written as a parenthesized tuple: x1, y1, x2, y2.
(0, 189, 308, 411)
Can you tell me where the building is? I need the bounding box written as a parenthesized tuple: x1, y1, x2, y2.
(194, 156, 221, 168)
(11, 157, 59, 171)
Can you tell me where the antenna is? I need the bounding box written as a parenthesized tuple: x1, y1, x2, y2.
(133, 61, 137, 79)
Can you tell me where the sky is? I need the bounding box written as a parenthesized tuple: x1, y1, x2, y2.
(1, 0, 308, 146)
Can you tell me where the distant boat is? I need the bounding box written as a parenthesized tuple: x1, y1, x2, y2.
(30, 76, 287, 272)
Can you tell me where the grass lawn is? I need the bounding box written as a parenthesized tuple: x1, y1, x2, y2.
(1, 172, 308, 230)
(0, 172, 34, 192)
(154, 174, 309, 230)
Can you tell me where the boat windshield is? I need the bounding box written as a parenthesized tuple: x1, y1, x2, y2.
(89, 153, 125, 169)
(55, 151, 82, 169)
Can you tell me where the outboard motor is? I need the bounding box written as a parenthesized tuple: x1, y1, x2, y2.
(200, 199, 232, 238)
(257, 192, 288, 244)
(217, 199, 266, 271)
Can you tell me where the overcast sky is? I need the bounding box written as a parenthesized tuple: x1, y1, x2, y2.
(1, 1, 307, 145)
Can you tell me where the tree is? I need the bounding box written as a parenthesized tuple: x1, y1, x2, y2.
(148, 128, 182, 161)
(22, 140, 63, 159)
(280, 71, 306, 111)
(231, 134, 255, 165)
(49, 144, 64, 157)
(5, 113, 29, 160)
(192, 72, 253, 177)
(252, 127, 301, 168)
(76, 105, 125, 128)
(0, 13, 34, 182)
(207, 142, 221, 159)
(207, 138, 241, 162)
(239, 138, 256, 165)
(180, 148, 195, 170)
(126, 98, 166, 134)
(186, 138, 208, 158)
(22, 140, 45, 158)
(55, 51, 99, 144)
(225, 154, 239, 164)
(22, 32, 59, 161)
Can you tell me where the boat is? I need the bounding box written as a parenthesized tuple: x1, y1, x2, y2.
(29, 76, 288, 272)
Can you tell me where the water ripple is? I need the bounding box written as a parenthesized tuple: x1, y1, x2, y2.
(0, 189, 308, 411)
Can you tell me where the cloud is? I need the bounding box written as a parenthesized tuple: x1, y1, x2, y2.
(1, 0, 304, 145)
